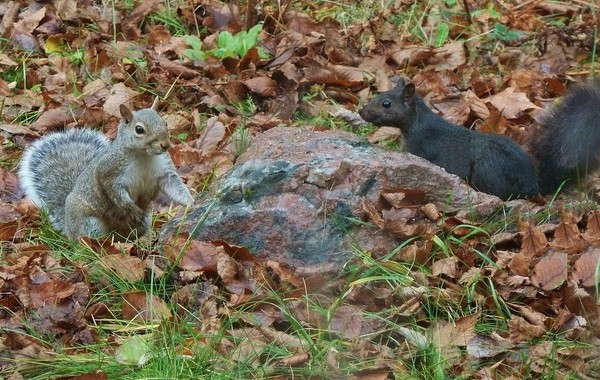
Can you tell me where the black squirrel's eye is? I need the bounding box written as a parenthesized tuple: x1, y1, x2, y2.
(382, 100, 391, 109)
(135, 124, 146, 135)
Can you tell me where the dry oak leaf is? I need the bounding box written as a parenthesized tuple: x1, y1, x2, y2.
(98, 255, 145, 282)
(244, 77, 279, 97)
(432, 312, 479, 358)
(571, 247, 600, 288)
(464, 89, 490, 119)
(367, 126, 401, 144)
(467, 333, 513, 359)
(431, 256, 459, 278)
(29, 107, 77, 132)
(103, 83, 139, 118)
(484, 87, 540, 119)
(508, 316, 546, 343)
(550, 210, 587, 253)
(362, 199, 384, 229)
(195, 116, 226, 154)
(30, 278, 75, 308)
(530, 250, 568, 291)
(330, 305, 365, 340)
(388, 45, 434, 67)
(519, 219, 549, 259)
(430, 41, 467, 71)
(583, 210, 600, 246)
(122, 291, 172, 322)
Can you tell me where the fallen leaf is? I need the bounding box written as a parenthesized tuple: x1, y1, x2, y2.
(571, 247, 600, 287)
(485, 87, 540, 119)
(122, 291, 172, 322)
(99, 255, 145, 282)
(115, 334, 153, 367)
(530, 250, 568, 291)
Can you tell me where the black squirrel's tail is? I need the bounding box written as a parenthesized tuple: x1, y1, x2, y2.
(19, 129, 109, 232)
(533, 81, 600, 194)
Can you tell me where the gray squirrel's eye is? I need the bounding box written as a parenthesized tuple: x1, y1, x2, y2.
(135, 124, 146, 135)
(382, 100, 391, 108)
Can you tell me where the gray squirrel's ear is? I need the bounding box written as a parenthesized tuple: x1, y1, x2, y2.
(120, 104, 134, 123)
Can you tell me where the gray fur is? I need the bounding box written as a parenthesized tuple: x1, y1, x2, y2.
(19, 107, 193, 240)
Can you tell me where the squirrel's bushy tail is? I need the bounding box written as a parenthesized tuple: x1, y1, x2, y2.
(19, 129, 109, 232)
(534, 81, 600, 194)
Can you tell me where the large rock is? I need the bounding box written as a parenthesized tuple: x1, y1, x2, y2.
(160, 127, 502, 273)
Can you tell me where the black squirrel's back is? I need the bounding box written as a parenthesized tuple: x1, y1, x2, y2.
(359, 79, 539, 200)
(534, 82, 600, 194)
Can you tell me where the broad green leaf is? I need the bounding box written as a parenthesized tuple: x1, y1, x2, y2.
(114, 334, 153, 367)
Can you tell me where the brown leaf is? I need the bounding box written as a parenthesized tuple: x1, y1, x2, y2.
(432, 313, 479, 359)
(194, 117, 226, 154)
(430, 41, 466, 71)
(103, 83, 139, 117)
(571, 247, 600, 288)
(519, 219, 549, 260)
(388, 45, 434, 67)
(550, 210, 587, 253)
(122, 291, 172, 322)
(367, 126, 401, 144)
(277, 353, 310, 367)
(330, 305, 364, 339)
(70, 371, 108, 380)
(530, 250, 568, 291)
(431, 257, 459, 278)
(174, 240, 220, 272)
(484, 87, 540, 119)
(30, 278, 75, 308)
(98, 255, 145, 282)
(216, 251, 239, 284)
(382, 209, 429, 238)
(467, 333, 513, 359)
(29, 107, 77, 132)
(362, 199, 384, 228)
(508, 316, 546, 343)
(583, 210, 600, 246)
(15, 7, 46, 33)
(244, 77, 279, 97)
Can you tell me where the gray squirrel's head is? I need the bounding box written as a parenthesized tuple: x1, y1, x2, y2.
(118, 104, 171, 155)
(358, 78, 417, 130)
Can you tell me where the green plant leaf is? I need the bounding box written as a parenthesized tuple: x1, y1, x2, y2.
(183, 35, 202, 51)
(114, 335, 153, 367)
(434, 23, 449, 47)
(492, 23, 521, 42)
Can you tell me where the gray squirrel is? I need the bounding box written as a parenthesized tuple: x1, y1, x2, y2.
(359, 78, 600, 200)
(19, 103, 193, 240)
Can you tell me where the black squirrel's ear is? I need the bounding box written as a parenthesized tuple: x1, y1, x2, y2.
(401, 83, 416, 103)
(394, 77, 406, 88)
(120, 104, 134, 123)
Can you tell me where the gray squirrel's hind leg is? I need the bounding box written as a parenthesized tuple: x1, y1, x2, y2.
(65, 215, 109, 240)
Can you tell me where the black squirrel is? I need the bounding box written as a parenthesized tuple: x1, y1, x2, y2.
(359, 78, 600, 200)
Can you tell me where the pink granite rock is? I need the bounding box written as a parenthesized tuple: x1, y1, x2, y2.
(161, 127, 502, 273)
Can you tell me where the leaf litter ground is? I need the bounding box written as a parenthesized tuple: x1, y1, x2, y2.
(1, 0, 600, 379)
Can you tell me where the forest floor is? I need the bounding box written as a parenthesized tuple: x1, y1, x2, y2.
(1, 0, 599, 379)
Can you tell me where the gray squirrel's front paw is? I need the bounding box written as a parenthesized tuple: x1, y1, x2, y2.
(127, 205, 148, 228)
(160, 172, 193, 206)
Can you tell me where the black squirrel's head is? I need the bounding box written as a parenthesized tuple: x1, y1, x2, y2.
(358, 78, 417, 131)
(119, 105, 171, 155)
